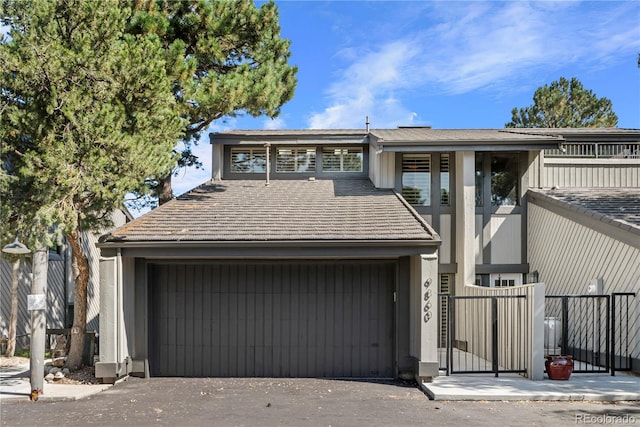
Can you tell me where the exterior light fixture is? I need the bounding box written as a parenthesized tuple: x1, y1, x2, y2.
(2, 237, 31, 255)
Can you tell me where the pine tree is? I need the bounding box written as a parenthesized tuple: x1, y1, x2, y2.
(505, 77, 618, 128)
(127, 0, 298, 204)
(1, 0, 184, 369)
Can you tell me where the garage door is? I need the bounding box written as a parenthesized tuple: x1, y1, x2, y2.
(149, 261, 394, 378)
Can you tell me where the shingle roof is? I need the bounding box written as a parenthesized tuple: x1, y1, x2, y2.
(102, 179, 439, 243)
(370, 128, 562, 143)
(528, 188, 640, 234)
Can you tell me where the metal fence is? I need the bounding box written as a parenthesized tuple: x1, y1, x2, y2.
(438, 290, 636, 377)
(611, 292, 636, 375)
(545, 295, 610, 373)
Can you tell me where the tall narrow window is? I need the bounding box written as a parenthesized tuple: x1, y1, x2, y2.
(322, 147, 363, 172)
(440, 154, 450, 206)
(230, 148, 267, 173)
(491, 153, 519, 206)
(475, 154, 483, 207)
(276, 147, 316, 172)
(402, 154, 431, 206)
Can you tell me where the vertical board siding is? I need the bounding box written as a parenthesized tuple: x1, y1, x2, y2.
(488, 214, 522, 264)
(1, 258, 66, 350)
(543, 163, 640, 188)
(528, 204, 640, 366)
(150, 261, 394, 378)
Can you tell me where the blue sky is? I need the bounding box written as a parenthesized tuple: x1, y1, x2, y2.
(173, 0, 640, 196)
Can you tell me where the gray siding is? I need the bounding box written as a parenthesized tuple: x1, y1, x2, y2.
(542, 161, 640, 188)
(0, 256, 66, 350)
(528, 203, 640, 369)
(149, 261, 395, 378)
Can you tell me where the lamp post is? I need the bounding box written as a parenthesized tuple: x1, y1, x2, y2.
(2, 239, 31, 358)
(2, 238, 48, 401)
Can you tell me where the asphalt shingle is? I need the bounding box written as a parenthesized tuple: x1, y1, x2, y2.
(102, 179, 438, 243)
(530, 188, 640, 233)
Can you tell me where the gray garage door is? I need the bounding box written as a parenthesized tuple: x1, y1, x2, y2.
(149, 261, 394, 378)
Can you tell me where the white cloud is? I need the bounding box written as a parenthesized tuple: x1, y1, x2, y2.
(308, 1, 639, 129)
(263, 117, 286, 130)
(309, 41, 423, 129)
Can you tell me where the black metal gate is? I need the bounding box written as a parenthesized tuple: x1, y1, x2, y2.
(439, 294, 529, 377)
(438, 291, 636, 376)
(544, 292, 636, 375)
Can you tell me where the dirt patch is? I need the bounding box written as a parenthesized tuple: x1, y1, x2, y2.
(0, 356, 29, 367)
(55, 366, 99, 385)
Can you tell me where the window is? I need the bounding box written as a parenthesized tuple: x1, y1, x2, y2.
(494, 278, 516, 287)
(475, 155, 484, 207)
(276, 147, 316, 172)
(230, 148, 266, 173)
(491, 154, 519, 206)
(402, 154, 431, 206)
(322, 147, 363, 172)
(475, 153, 520, 207)
(440, 154, 450, 206)
(475, 274, 490, 287)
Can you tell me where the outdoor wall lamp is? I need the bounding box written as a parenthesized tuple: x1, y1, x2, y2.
(2, 237, 31, 255)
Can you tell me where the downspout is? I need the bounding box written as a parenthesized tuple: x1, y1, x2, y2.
(116, 248, 122, 374)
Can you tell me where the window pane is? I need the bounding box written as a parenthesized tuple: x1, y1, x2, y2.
(296, 148, 316, 172)
(402, 154, 431, 206)
(276, 148, 316, 172)
(276, 148, 295, 172)
(440, 154, 450, 206)
(491, 154, 519, 206)
(322, 147, 362, 172)
(475, 154, 483, 207)
(231, 148, 266, 173)
(342, 148, 363, 172)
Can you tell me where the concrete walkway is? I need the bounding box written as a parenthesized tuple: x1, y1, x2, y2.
(422, 372, 640, 401)
(0, 361, 111, 402)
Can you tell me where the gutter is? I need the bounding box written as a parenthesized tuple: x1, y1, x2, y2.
(96, 238, 440, 250)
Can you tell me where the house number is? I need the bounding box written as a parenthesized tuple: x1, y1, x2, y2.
(423, 278, 432, 323)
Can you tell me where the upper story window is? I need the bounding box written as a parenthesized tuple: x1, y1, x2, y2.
(491, 154, 519, 206)
(402, 154, 431, 206)
(276, 147, 316, 172)
(440, 154, 450, 206)
(322, 147, 363, 172)
(230, 148, 266, 173)
(476, 152, 520, 207)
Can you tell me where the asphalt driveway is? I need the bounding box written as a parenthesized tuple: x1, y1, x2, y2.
(2, 377, 638, 426)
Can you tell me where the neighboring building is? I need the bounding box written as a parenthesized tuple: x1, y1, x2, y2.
(0, 210, 131, 351)
(95, 127, 640, 382)
(528, 188, 640, 372)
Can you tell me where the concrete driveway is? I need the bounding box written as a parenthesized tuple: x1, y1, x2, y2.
(2, 377, 639, 426)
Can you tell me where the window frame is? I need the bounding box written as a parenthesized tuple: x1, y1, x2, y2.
(321, 147, 364, 173)
(275, 147, 317, 173)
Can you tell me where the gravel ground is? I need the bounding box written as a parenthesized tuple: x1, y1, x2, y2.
(0, 356, 98, 384)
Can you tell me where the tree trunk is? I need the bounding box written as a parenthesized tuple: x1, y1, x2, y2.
(5, 259, 20, 358)
(65, 229, 90, 370)
(158, 173, 173, 205)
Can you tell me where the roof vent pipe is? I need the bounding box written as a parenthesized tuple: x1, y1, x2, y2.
(264, 142, 271, 187)
(365, 116, 370, 132)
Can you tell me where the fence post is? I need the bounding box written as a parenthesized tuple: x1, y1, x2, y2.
(611, 294, 616, 376)
(561, 297, 569, 355)
(492, 297, 498, 377)
(447, 295, 454, 376)
(605, 295, 610, 375)
(530, 282, 545, 380)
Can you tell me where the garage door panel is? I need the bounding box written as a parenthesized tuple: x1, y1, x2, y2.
(151, 261, 394, 378)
